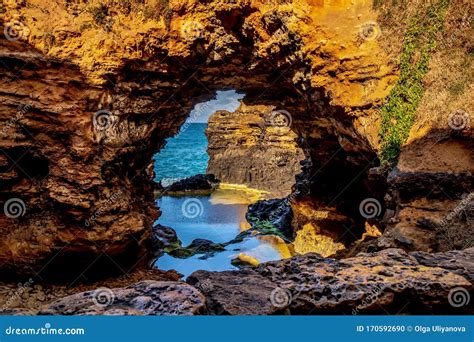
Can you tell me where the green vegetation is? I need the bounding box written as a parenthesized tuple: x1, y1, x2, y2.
(378, 0, 450, 165)
(245, 216, 290, 242)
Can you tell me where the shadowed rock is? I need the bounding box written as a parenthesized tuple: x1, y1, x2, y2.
(163, 174, 219, 193)
(150, 224, 181, 257)
(187, 269, 283, 315)
(169, 239, 225, 259)
(411, 247, 474, 284)
(246, 198, 293, 239)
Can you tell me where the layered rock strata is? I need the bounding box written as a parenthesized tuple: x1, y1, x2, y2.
(206, 103, 306, 197)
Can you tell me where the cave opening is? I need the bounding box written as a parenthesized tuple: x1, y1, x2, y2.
(0, 41, 382, 282)
(151, 90, 305, 277)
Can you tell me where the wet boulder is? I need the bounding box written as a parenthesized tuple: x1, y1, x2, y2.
(162, 174, 220, 193)
(246, 198, 293, 239)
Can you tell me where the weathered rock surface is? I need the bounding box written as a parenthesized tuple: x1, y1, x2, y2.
(411, 248, 474, 284)
(162, 174, 219, 193)
(206, 103, 305, 197)
(188, 248, 473, 315)
(246, 198, 293, 239)
(150, 224, 181, 257)
(39, 281, 205, 316)
(290, 197, 365, 257)
(187, 269, 283, 315)
(379, 137, 473, 252)
(0, 0, 397, 275)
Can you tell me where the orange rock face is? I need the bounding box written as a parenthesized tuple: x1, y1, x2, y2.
(0, 0, 471, 280)
(0, 0, 399, 276)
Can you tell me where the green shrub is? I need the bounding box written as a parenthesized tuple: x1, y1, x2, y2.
(378, 0, 450, 165)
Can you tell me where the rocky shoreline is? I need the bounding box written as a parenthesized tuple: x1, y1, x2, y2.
(2, 247, 472, 315)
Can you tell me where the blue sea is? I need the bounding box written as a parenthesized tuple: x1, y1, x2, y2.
(153, 123, 209, 186)
(152, 91, 289, 277)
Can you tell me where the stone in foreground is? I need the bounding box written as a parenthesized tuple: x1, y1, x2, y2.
(187, 269, 284, 315)
(39, 281, 205, 316)
(188, 249, 473, 315)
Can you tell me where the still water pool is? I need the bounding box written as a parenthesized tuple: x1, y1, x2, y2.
(153, 187, 292, 278)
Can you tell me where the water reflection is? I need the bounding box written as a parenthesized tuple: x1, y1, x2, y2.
(153, 187, 292, 278)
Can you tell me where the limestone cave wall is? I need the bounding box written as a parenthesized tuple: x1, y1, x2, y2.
(0, 0, 429, 278)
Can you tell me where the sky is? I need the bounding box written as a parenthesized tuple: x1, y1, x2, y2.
(185, 90, 244, 123)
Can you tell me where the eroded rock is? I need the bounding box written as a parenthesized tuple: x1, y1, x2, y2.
(162, 174, 220, 193)
(187, 249, 473, 315)
(39, 281, 205, 316)
(187, 269, 282, 315)
(246, 198, 293, 239)
(206, 104, 305, 197)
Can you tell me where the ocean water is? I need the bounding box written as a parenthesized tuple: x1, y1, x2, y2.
(153, 123, 208, 185)
(152, 91, 290, 277)
(153, 90, 244, 185)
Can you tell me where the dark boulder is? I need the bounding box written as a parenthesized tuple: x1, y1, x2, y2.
(246, 198, 293, 239)
(169, 239, 225, 259)
(163, 174, 220, 193)
(150, 225, 181, 257)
